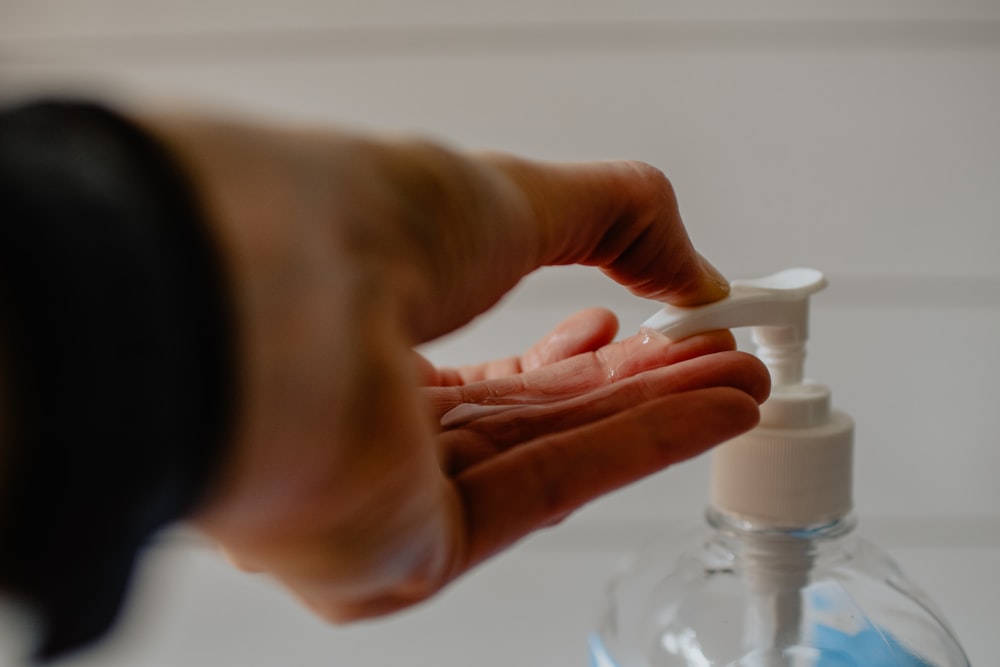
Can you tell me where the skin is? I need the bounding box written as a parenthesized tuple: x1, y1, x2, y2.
(138, 111, 770, 623)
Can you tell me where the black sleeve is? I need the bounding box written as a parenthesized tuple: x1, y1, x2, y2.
(0, 100, 235, 661)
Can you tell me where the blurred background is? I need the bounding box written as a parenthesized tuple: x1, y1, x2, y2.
(2, 0, 998, 665)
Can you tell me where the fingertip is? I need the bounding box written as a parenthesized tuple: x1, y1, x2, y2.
(658, 329, 738, 364)
(711, 386, 763, 434)
(660, 387, 761, 462)
(715, 351, 773, 407)
(657, 254, 731, 307)
(739, 353, 772, 405)
(522, 307, 619, 370)
(668, 348, 771, 407)
(697, 254, 731, 299)
(562, 306, 620, 341)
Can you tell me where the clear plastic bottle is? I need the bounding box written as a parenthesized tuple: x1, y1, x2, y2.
(589, 509, 970, 666)
(589, 269, 970, 667)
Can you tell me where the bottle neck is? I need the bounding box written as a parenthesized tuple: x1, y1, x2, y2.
(706, 505, 857, 594)
(706, 504, 857, 577)
(706, 505, 857, 542)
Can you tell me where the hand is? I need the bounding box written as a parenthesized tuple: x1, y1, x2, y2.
(422, 308, 765, 598)
(139, 111, 769, 622)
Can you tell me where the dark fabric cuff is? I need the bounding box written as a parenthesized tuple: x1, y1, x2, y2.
(0, 100, 235, 660)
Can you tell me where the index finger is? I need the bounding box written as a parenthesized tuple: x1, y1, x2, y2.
(483, 155, 731, 306)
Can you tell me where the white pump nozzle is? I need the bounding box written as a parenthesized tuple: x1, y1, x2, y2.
(641, 267, 827, 386)
(642, 267, 853, 529)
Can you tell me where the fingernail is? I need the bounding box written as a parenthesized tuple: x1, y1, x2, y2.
(699, 255, 731, 297)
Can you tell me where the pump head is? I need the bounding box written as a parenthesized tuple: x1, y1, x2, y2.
(641, 267, 853, 528)
(642, 267, 827, 386)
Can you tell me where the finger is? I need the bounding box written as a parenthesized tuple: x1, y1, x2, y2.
(483, 155, 731, 306)
(454, 387, 760, 567)
(438, 350, 768, 475)
(381, 143, 728, 342)
(429, 328, 737, 418)
(429, 307, 620, 387)
(520, 306, 619, 371)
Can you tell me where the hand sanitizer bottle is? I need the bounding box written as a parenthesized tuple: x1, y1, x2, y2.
(589, 268, 970, 667)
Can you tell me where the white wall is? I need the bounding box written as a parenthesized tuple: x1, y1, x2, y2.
(2, 2, 998, 665)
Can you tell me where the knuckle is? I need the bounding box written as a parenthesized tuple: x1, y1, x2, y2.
(621, 160, 676, 202)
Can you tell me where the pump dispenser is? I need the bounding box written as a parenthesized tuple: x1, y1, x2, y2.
(589, 269, 970, 667)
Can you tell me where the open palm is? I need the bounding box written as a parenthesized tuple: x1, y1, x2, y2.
(411, 308, 768, 605)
